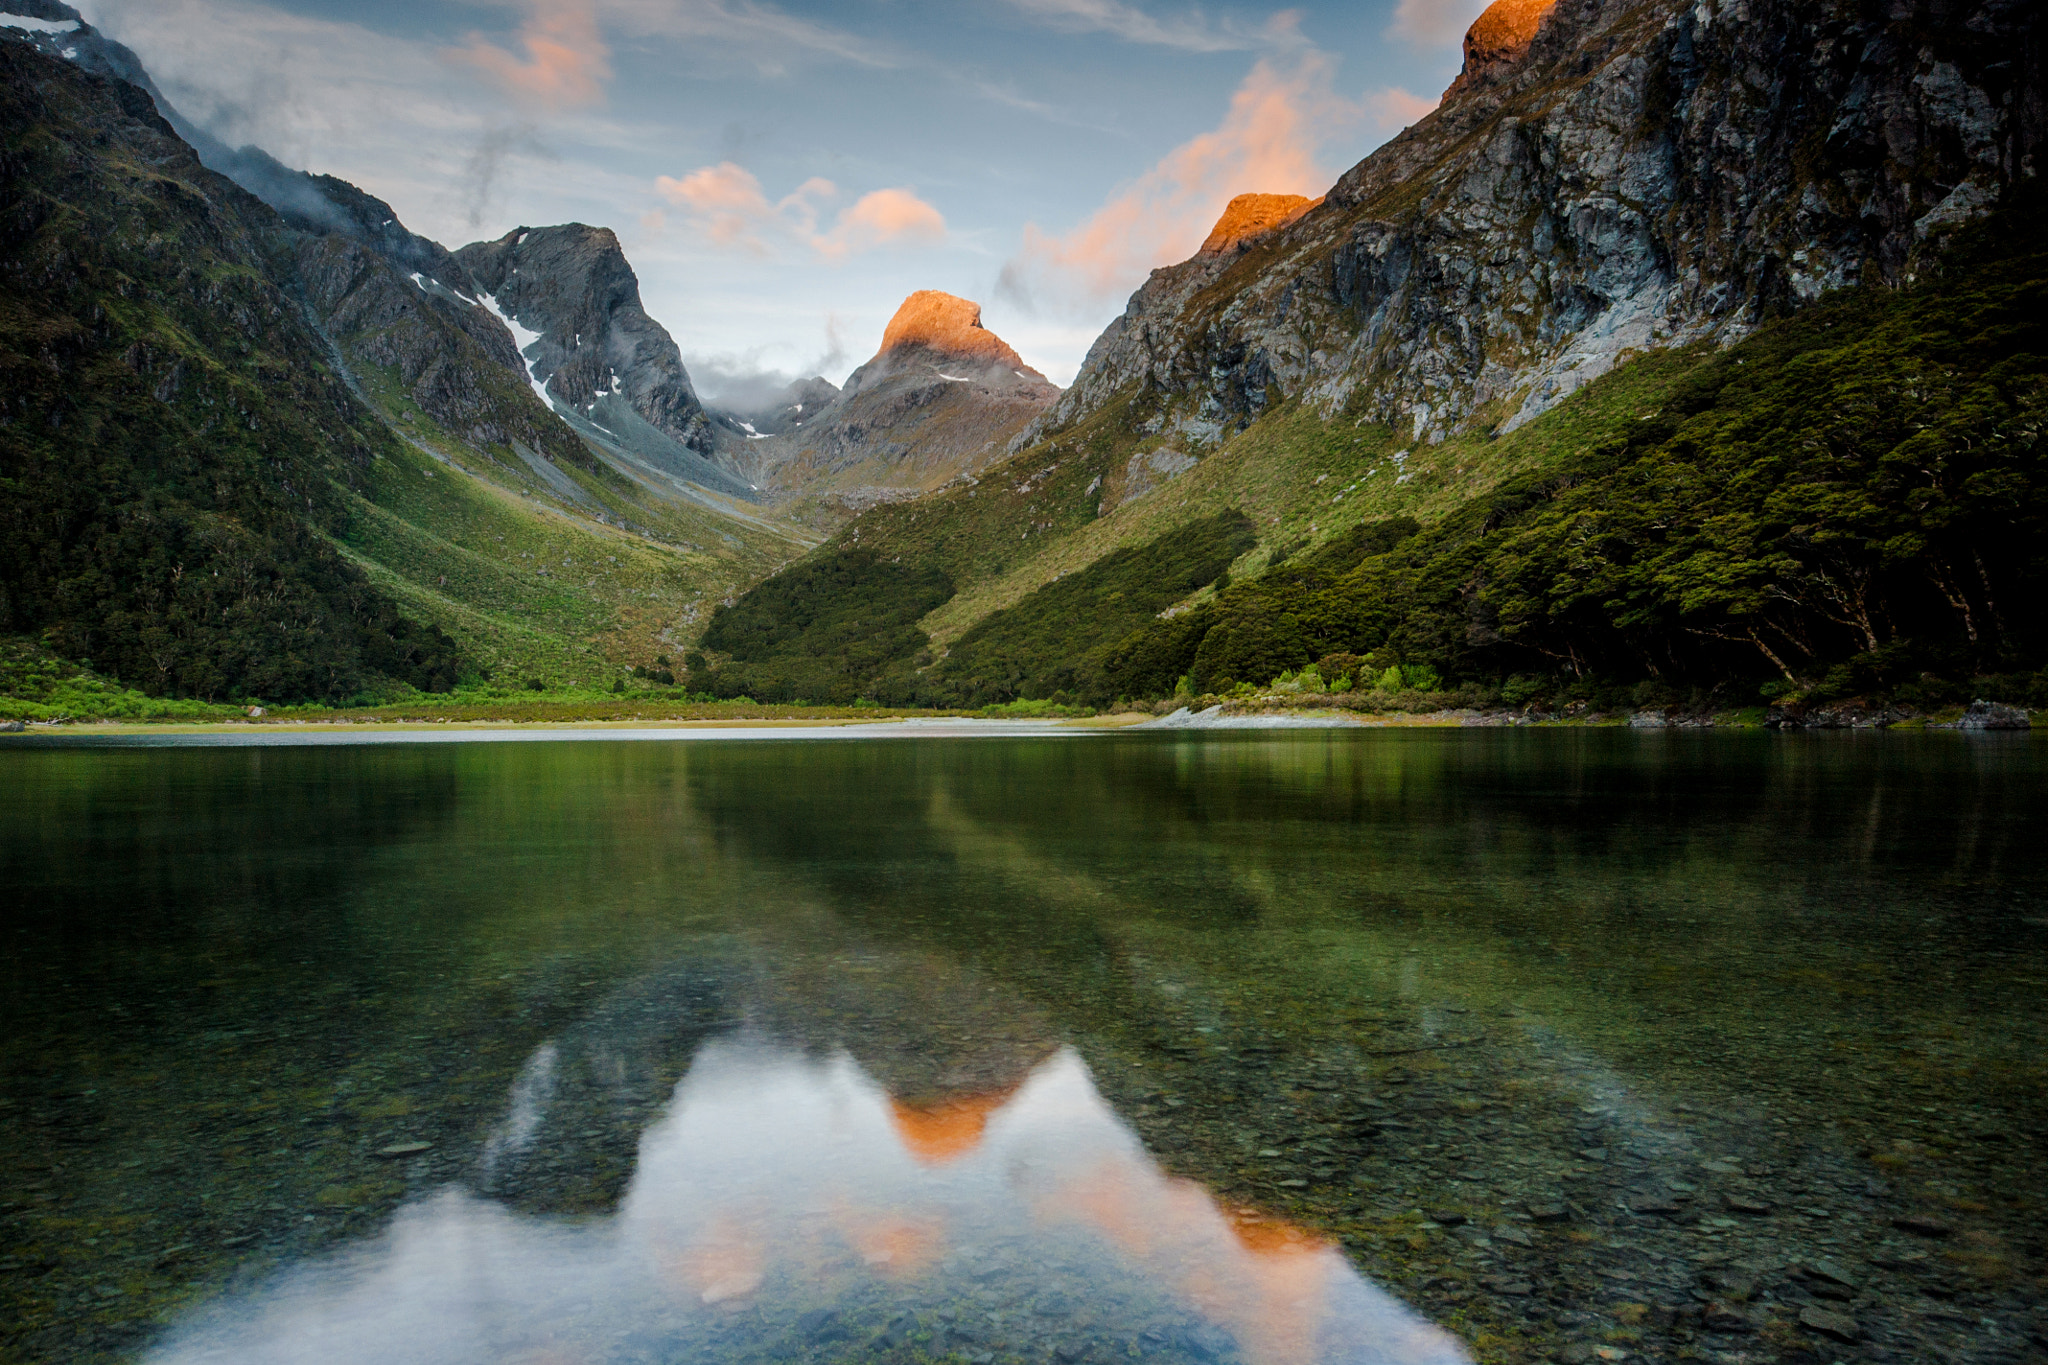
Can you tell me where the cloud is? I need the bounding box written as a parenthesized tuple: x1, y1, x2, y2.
(656, 164, 944, 261)
(451, 0, 613, 109)
(597, 0, 897, 70)
(1386, 0, 1492, 48)
(459, 125, 552, 229)
(811, 189, 946, 262)
(999, 0, 1297, 53)
(1369, 86, 1441, 127)
(1000, 50, 1393, 311)
(687, 313, 850, 407)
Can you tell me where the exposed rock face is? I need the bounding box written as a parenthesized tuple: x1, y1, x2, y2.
(4, 4, 602, 472)
(1023, 0, 2047, 453)
(1447, 0, 1559, 100)
(292, 232, 588, 467)
(1198, 194, 1321, 255)
(754, 292, 1058, 517)
(866, 290, 1035, 378)
(455, 226, 717, 456)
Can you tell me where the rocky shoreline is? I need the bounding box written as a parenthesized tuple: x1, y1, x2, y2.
(1143, 700, 2039, 732)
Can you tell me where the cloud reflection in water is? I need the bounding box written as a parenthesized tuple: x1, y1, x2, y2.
(147, 1043, 1469, 1365)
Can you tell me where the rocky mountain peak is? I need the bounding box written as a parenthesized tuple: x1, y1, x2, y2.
(1025, 0, 2043, 458)
(749, 293, 1059, 517)
(875, 291, 1033, 374)
(1446, 0, 1559, 99)
(1198, 194, 1321, 255)
(455, 224, 729, 474)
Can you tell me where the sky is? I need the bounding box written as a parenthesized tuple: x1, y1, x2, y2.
(74, 0, 1487, 401)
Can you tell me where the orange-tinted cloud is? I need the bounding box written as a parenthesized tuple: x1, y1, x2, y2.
(656, 1212, 767, 1305)
(655, 161, 780, 249)
(655, 163, 943, 261)
(999, 52, 1435, 310)
(998, 52, 1326, 306)
(451, 0, 612, 109)
(1371, 87, 1441, 127)
(1388, 0, 1492, 47)
(832, 1205, 947, 1277)
(812, 188, 947, 261)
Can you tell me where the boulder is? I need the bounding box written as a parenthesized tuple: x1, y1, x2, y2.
(1955, 700, 2031, 730)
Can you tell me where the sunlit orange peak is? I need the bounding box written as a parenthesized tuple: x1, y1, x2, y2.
(1199, 193, 1320, 255)
(1462, 0, 1557, 76)
(876, 290, 1023, 368)
(887, 1091, 1013, 1165)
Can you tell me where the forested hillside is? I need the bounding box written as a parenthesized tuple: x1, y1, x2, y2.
(694, 210, 2046, 711)
(0, 44, 463, 701)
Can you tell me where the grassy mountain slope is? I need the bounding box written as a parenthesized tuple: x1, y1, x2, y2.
(336, 434, 796, 688)
(0, 44, 463, 701)
(1109, 222, 2048, 705)
(701, 207, 2046, 709)
(842, 341, 1708, 650)
(0, 41, 809, 702)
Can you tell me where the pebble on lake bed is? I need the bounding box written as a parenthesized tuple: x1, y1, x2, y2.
(1799, 1305, 1861, 1341)
(372, 1141, 433, 1158)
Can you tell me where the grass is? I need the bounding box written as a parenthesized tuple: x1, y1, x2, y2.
(836, 343, 1712, 649)
(339, 433, 803, 689)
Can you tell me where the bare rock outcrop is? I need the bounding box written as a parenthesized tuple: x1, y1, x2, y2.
(1020, 0, 2047, 454)
(751, 292, 1059, 517)
(455, 225, 718, 458)
(1198, 194, 1321, 255)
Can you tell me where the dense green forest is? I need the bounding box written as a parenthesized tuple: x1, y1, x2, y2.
(1102, 218, 2047, 709)
(0, 46, 464, 703)
(694, 513, 1253, 704)
(699, 210, 2046, 712)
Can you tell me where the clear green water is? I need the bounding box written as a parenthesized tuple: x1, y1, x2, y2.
(2, 731, 2044, 1365)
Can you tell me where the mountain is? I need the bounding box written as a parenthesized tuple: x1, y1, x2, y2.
(710, 376, 842, 439)
(746, 291, 1060, 522)
(1031, 0, 2043, 451)
(453, 226, 756, 501)
(0, 36, 463, 699)
(691, 0, 2048, 710)
(0, 20, 810, 702)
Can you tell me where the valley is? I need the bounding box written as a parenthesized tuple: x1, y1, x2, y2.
(0, 0, 2042, 726)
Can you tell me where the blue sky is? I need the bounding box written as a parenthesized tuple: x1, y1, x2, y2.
(76, 0, 1485, 399)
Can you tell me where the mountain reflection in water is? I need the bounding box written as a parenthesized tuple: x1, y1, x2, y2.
(145, 1041, 1469, 1365)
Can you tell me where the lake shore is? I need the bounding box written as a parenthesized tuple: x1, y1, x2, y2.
(1, 698, 2037, 738)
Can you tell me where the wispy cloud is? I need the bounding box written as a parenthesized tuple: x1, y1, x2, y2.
(598, 0, 898, 70)
(999, 0, 1299, 52)
(1386, 0, 1491, 48)
(1000, 50, 1433, 311)
(450, 0, 612, 110)
(1369, 86, 1440, 126)
(655, 163, 945, 261)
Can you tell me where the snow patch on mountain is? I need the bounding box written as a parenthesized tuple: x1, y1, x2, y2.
(0, 14, 79, 34)
(475, 292, 554, 409)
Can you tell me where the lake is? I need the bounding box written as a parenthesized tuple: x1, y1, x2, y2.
(3, 729, 2043, 1365)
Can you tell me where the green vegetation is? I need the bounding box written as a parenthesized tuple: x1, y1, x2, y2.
(695, 513, 1254, 706)
(710, 204, 2045, 717)
(0, 45, 811, 708)
(1103, 218, 2047, 709)
(336, 434, 797, 691)
(0, 45, 466, 704)
(842, 337, 1713, 652)
(0, 636, 243, 722)
(696, 550, 954, 703)
(924, 510, 1256, 706)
